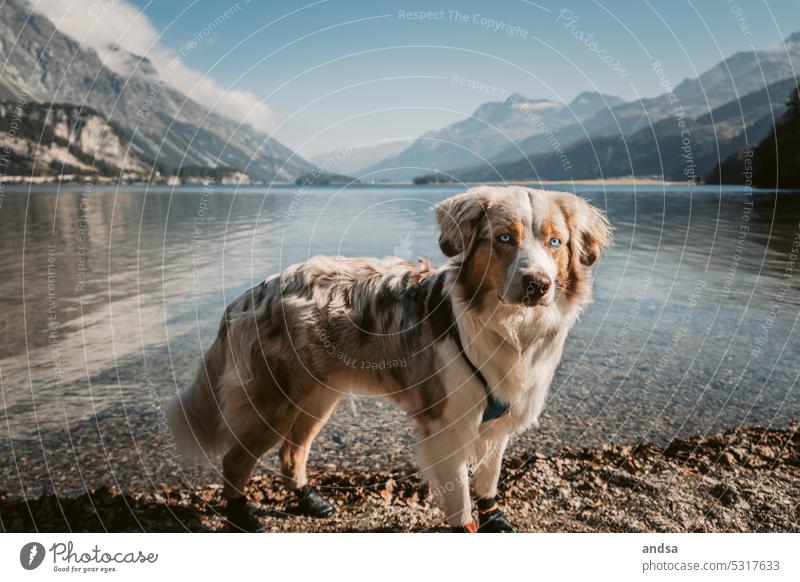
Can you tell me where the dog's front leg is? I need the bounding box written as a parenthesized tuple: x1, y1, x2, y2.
(436, 459, 473, 531)
(472, 434, 508, 500)
(419, 437, 474, 531)
(471, 434, 515, 532)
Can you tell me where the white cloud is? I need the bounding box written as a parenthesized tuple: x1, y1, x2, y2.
(26, 0, 279, 133)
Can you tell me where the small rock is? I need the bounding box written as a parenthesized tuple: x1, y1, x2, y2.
(710, 483, 739, 506)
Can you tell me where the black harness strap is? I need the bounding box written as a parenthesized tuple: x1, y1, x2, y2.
(444, 299, 509, 423)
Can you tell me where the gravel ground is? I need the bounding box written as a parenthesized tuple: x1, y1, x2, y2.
(2, 426, 798, 533)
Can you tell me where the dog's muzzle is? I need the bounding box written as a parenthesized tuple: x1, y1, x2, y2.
(521, 272, 552, 306)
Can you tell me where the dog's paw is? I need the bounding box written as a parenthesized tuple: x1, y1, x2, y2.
(226, 497, 262, 532)
(478, 508, 515, 533)
(295, 484, 336, 518)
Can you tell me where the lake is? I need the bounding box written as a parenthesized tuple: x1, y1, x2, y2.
(0, 183, 798, 498)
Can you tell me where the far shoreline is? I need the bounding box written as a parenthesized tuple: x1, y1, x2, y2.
(2, 175, 700, 188)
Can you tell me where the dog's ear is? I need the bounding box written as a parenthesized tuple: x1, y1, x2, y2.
(434, 192, 486, 257)
(559, 193, 612, 267)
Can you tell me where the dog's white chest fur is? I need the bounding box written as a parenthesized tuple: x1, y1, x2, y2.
(436, 298, 579, 440)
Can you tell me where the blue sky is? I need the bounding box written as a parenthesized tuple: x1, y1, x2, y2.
(121, 0, 800, 156)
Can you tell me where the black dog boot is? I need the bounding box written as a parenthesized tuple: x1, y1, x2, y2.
(226, 496, 261, 532)
(477, 498, 515, 533)
(295, 484, 335, 518)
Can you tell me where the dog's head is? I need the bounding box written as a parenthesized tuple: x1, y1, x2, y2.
(435, 186, 611, 309)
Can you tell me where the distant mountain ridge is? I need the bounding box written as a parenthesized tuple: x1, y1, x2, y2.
(309, 140, 413, 177)
(364, 91, 625, 180)
(0, 0, 313, 181)
(424, 77, 798, 183)
(567, 35, 800, 142)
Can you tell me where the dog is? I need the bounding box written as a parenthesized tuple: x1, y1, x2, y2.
(167, 186, 611, 532)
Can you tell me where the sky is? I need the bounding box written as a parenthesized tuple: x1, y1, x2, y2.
(30, 0, 800, 157)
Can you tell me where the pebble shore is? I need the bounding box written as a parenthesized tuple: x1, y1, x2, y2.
(2, 426, 797, 533)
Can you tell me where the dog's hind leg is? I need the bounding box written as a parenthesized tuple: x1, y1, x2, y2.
(222, 404, 299, 532)
(279, 385, 341, 517)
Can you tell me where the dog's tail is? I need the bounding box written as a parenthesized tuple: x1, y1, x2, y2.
(166, 317, 233, 461)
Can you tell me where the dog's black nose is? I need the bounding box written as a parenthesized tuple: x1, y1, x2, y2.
(521, 272, 552, 303)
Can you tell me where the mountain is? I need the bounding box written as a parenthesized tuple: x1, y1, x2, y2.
(309, 140, 412, 177)
(581, 34, 800, 136)
(563, 91, 627, 119)
(363, 91, 625, 180)
(0, 101, 148, 176)
(0, 100, 254, 183)
(485, 34, 800, 167)
(427, 77, 797, 183)
(707, 84, 800, 188)
(0, 0, 313, 181)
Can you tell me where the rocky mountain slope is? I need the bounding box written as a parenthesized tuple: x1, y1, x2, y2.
(0, 0, 313, 181)
(429, 77, 796, 183)
(440, 70, 800, 183)
(0, 101, 149, 177)
(562, 33, 800, 146)
(707, 83, 800, 188)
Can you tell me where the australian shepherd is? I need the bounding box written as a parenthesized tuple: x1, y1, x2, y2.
(167, 186, 611, 532)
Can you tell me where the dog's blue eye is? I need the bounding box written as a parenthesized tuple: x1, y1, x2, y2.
(496, 233, 512, 243)
(549, 237, 562, 248)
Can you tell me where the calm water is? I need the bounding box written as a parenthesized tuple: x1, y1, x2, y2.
(0, 183, 798, 496)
